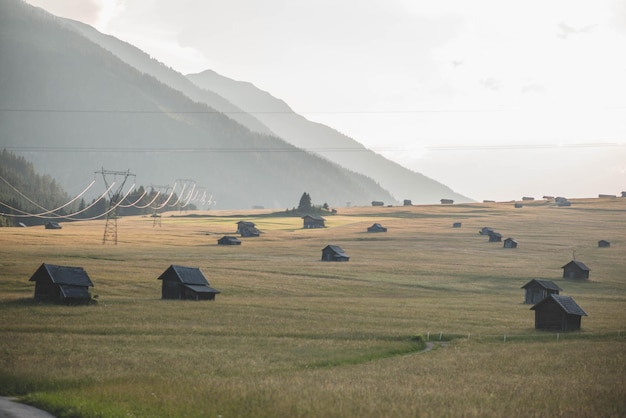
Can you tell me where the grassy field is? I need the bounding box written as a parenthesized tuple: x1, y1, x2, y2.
(1, 198, 625, 417)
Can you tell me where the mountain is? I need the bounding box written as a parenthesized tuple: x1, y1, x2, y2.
(0, 0, 397, 209)
(49, 6, 469, 205)
(186, 70, 471, 204)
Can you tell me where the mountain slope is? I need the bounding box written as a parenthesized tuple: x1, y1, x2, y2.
(0, 0, 396, 209)
(187, 70, 472, 204)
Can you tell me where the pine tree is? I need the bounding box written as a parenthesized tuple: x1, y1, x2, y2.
(298, 192, 312, 212)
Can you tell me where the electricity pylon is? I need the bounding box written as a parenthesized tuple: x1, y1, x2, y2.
(97, 168, 135, 244)
(150, 184, 171, 227)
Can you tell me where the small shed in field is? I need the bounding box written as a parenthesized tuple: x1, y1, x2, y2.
(479, 227, 493, 235)
(598, 240, 610, 248)
(45, 222, 62, 230)
(503, 237, 518, 248)
(488, 231, 502, 242)
(158, 265, 220, 300)
(217, 236, 241, 245)
(367, 223, 387, 233)
(562, 260, 590, 280)
(236, 221, 260, 237)
(29, 263, 93, 303)
(321, 245, 349, 261)
(403, 200, 412, 206)
(302, 215, 325, 229)
(530, 294, 587, 331)
(514, 202, 523, 208)
(521, 279, 562, 304)
(440, 199, 454, 205)
(371, 201, 384, 207)
(453, 222, 462, 228)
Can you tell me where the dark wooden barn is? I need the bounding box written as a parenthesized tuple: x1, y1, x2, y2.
(488, 231, 502, 242)
(302, 215, 325, 229)
(479, 227, 493, 235)
(371, 201, 384, 206)
(598, 240, 610, 248)
(29, 263, 93, 303)
(440, 199, 454, 204)
(217, 236, 241, 245)
(562, 260, 590, 280)
(403, 200, 412, 206)
(321, 245, 349, 261)
(45, 222, 62, 229)
(236, 221, 260, 237)
(514, 202, 523, 208)
(503, 237, 518, 248)
(367, 223, 387, 233)
(530, 294, 587, 331)
(521, 279, 562, 304)
(158, 265, 220, 301)
(453, 222, 462, 228)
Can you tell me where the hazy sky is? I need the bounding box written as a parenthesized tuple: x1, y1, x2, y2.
(22, 0, 626, 201)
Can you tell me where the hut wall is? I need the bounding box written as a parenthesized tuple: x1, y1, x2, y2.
(534, 302, 565, 331)
(162, 280, 183, 299)
(563, 267, 589, 280)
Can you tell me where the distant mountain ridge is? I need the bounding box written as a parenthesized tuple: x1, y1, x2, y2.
(0, 0, 468, 209)
(186, 70, 471, 204)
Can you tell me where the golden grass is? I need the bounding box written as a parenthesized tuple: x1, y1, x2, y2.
(0, 198, 625, 417)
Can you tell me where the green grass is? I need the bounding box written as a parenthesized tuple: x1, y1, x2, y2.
(0, 198, 625, 417)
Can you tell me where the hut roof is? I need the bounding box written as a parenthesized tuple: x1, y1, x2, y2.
(562, 260, 590, 271)
(323, 245, 348, 257)
(29, 263, 93, 287)
(531, 294, 587, 316)
(158, 265, 209, 286)
(302, 214, 325, 221)
(521, 279, 562, 291)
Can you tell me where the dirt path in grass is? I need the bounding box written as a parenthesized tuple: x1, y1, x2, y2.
(0, 397, 55, 418)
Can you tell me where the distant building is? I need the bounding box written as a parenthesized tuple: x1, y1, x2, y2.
(488, 231, 502, 242)
(562, 260, 590, 280)
(158, 265, 220, 301)
(321, 245, 350, 262)
(45, 222, 62, 229)
(514, 203, 523, 208)
(531, 294, 587, 332)
(367, 223, 387, 233)
(598, 240, 610, 248)
(440, 199, 454, 205)
(217, 236, 241, 245)
(479, 227, 494, 235)
(503, 237, 518, 248)
(371, 201, 384, 207)
(453, 222, 462, 228)
(29, 263, 93, 304)
(236, 221, 260, 237)
(403, 200, 412, 206)
(302, 215, 325, 229)
(598, 194, 616, 198)
(521, 279, 562, 304)
(522, 196, 535, 201)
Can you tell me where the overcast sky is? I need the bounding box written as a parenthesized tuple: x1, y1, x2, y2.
(22, 0, 626, 201)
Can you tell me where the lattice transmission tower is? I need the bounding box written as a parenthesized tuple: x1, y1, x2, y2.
(149, 184, 171, 227)
(97, 168, 135, 244)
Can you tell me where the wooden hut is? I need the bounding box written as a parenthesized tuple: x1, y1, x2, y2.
(371, 201, 384, 207)
(598, 240, 610, 248)
(479, 227, 493, 235)
(367, 223, 387, 233)
(302, 215, 325, 229)
(452, 222, 462, 228)
(236, 221, 260, 237)
(403, 200, 412, 206)
(488, 231, 502, 242)
(562, 260, 590, 280)
(29, 263, 93, 303)
(45, 222, 62, 229)
(321, 245, 349, 262)
(503, 237, 518, 248)
(158, 265, 220, 301)
(514, 202, 523, 208)
(530, 294, 587, 331)
(521, 279, 562, 304)
(440, 199, 454, 205)
(217, 236, 241, 245)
